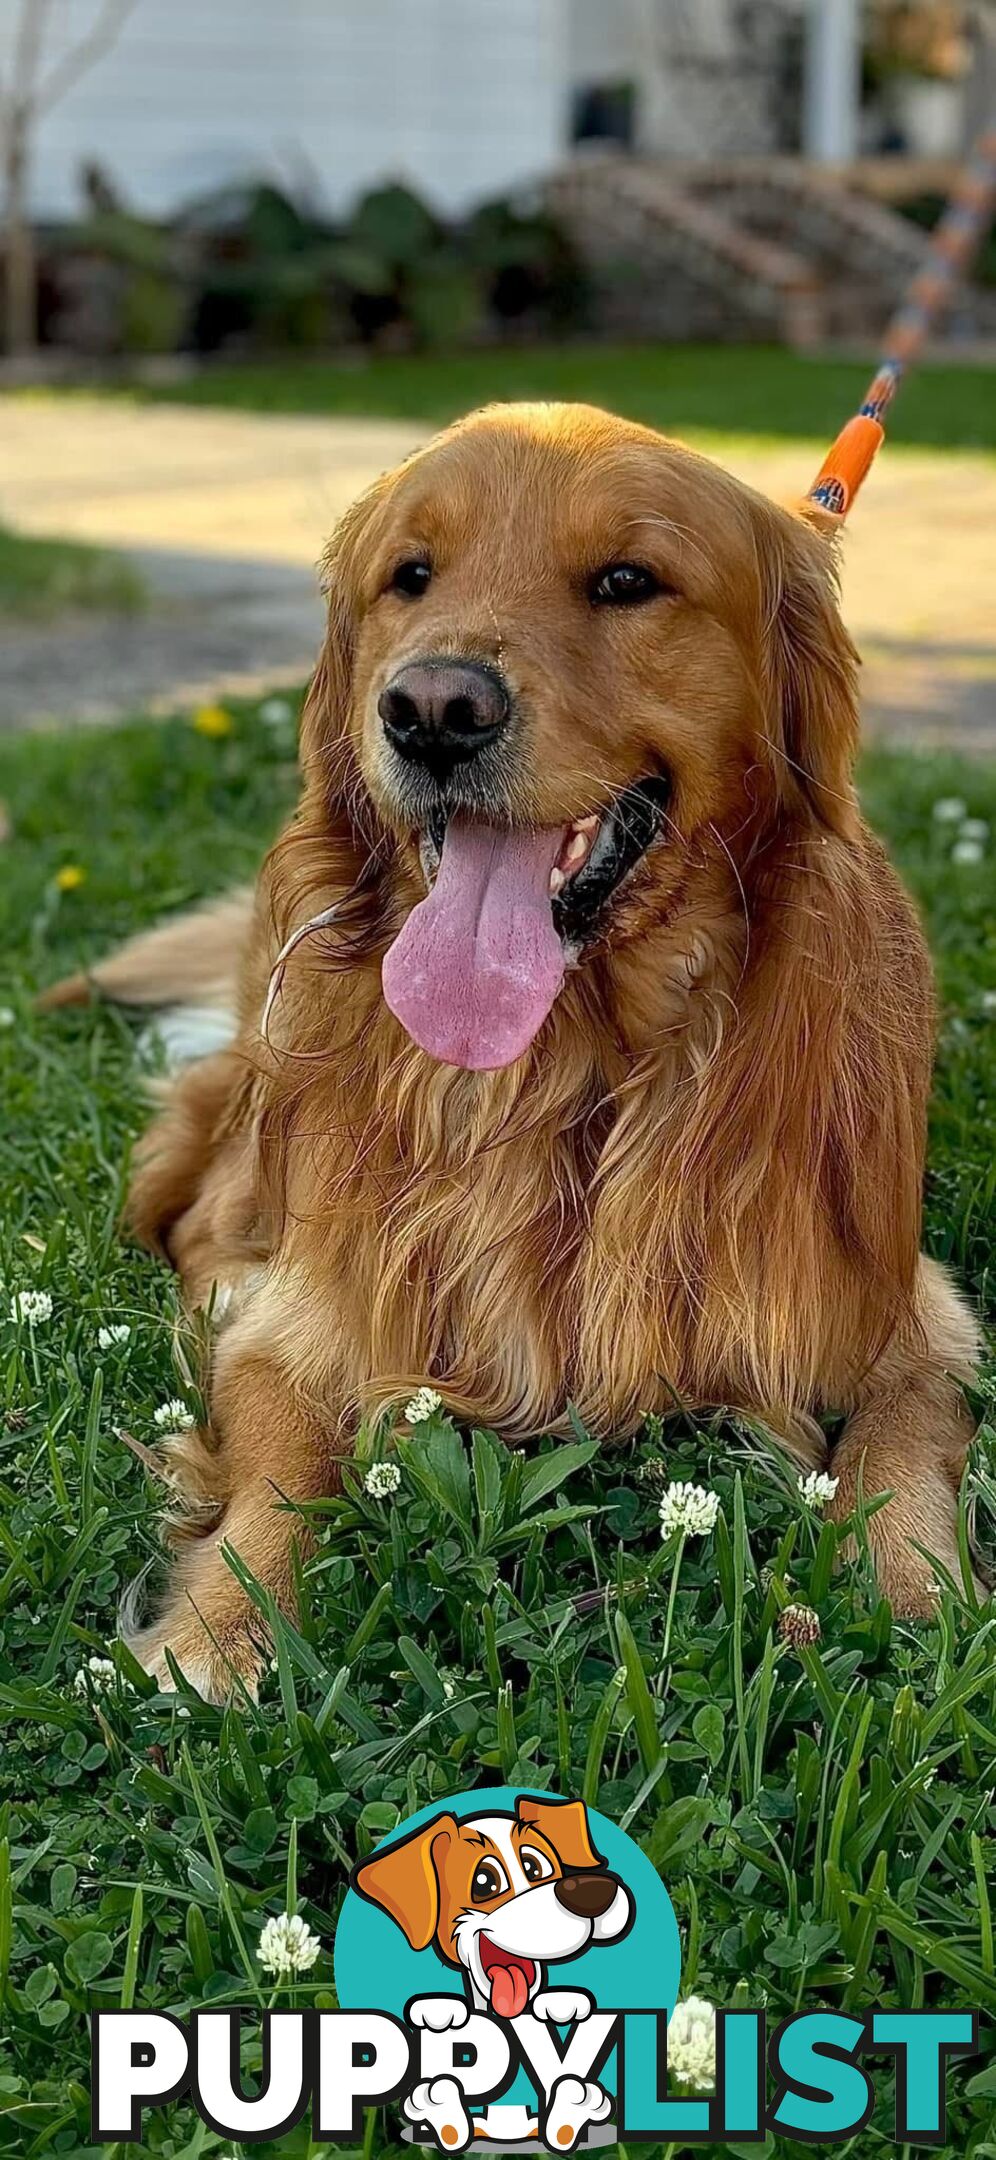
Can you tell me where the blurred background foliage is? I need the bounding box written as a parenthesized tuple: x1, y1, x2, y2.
(37, 175, 586, 361)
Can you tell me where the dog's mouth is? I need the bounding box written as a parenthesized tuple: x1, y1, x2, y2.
(478, 1934, 537, 2020)
(381, 775, 670, 1071)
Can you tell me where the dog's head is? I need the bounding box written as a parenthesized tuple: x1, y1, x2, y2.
(299, 400, 859, 1073)
(353, 1795, 632, 2018)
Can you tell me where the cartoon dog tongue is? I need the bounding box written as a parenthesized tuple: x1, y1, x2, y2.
(487, 1956, 532, 2020)
(382, 817, 566, 1071)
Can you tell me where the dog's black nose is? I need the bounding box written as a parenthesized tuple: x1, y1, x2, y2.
(554, 1872, 620, 1920)
(379, 660, 508, 778)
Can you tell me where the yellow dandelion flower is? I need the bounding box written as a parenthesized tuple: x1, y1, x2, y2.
(55, 864, 86, 892)
(192, 703, 234, 738)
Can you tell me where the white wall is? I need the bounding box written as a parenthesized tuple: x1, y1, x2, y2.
(22, 0, 568, 220)
(570, 0, 644, 88)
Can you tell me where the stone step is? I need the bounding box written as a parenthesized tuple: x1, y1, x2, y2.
(547, 155, 823, 345)
(547, 153, 989, 346)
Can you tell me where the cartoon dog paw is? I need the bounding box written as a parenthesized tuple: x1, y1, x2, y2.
(408, 1995, 470, 2032)
(543, 2075, 612, 2152)
(404, 2075, 471, 2152)
(531, 1989, 594, 2025)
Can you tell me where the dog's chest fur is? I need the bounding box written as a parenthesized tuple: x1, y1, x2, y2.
(247, 911, 742, 1438)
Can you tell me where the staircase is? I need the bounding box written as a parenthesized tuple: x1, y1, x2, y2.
(547, 154, 992, 346)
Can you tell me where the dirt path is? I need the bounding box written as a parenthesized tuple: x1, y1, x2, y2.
(1, 395, 993, 749)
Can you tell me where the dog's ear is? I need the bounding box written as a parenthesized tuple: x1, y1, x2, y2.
(298, 480, 382, 786)
(754, 498, 861, 841)
(515, 1796, 604, 1871)
(353, 1813, 458, 1949)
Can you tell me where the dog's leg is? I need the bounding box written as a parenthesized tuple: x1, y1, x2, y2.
(127, 1349, 341, 1702)
(826, 1258, 980, 1616)
(127, 1045, 251, 1253)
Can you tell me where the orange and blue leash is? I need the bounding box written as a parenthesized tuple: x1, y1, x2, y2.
(807, 123, 996, 519)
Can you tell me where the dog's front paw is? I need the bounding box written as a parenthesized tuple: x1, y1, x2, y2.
(531, 1989, 594, 2025)
(404, 2075, 471, 2151)
(544, 2075, 612, 2151)
(408, 1995, 470, 2032)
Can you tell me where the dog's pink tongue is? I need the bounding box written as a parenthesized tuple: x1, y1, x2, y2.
(489, 1962, 530, 2020)
(382, 817, 566, 1070)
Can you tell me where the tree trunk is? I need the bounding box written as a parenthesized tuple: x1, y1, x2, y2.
(3, 117, 37, 358)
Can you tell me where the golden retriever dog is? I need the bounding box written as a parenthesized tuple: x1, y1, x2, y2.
(48, 401, 979, 1698)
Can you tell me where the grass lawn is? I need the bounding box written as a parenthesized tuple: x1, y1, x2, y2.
(119, 343, 996, 454)
(0, 702, 994, 2159)
(0, 527, 144, 621)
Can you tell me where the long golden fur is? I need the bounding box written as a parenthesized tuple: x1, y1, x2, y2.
(48, 402, 979, 1697)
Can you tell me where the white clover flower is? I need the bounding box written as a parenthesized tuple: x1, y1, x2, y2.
(952, 839, 984, 865)
(153, 1398, 196, 1431)
(959, 818, 989, 844)
(667, 1995, 716, 2090)
(98, 1323, 131, 1349)
(72, 1655, 118, 1697)
(0, 1006, 15, 1028)
(9, 1290, 53, 1324)
(798, 1470, 839, 1510)
(364, 1460, 401, 1498)
(256, 1911, 321, 1978)
(405, 1386, 443, 1425)
(259, 696, 293, 726)
(980, 990, 996, 1015)
(658, 1481, 720, 1539)
(933, 797, 967, 824)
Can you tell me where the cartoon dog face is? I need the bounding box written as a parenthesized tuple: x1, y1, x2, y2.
(354, 1795, 632, 2018)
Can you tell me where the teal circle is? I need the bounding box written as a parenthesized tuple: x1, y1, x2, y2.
(334, 1786, 681, 2110)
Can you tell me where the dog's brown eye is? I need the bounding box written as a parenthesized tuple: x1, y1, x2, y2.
(391, 559, 432, 599)
(589, 562, 660, 607)
(471, 1860, 507, 1901)
(520, 1846, 554, 1884)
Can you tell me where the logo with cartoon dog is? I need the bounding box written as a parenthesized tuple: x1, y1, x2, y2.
(335, 1785, 679, 2152)
(91, 1783, 978, 2148)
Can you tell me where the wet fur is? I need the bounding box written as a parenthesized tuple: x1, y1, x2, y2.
(48, 403, 979, 1695)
